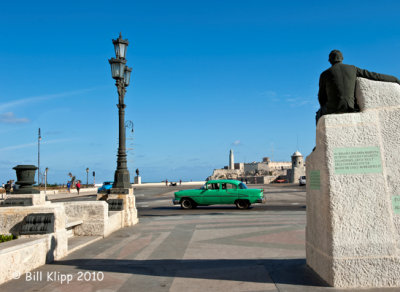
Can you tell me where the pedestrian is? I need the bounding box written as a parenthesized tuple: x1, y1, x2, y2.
(4, 181, 11, 194)
(67, 181, 71, 193)
(165, 179, 168, 186)
(68, 172, 76, 188)
(179, 179, 182, 185)
(245, 178, 248, 184)
(76, 180, 81, 194)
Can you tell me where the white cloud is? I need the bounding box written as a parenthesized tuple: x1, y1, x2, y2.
(285, 97, 314, 107)
(262, 90, 315, 106)
(0, 138, 72, 152)
(260, 90, 277, 97)
(232, 140, 241, 146)
(0, 87, 100, 112)
(0, 112, 29, 124)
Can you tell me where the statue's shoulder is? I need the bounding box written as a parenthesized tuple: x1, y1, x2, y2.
(327, 63, 357, 75)
(340, 63, 356, 69)
(332, 63, 357, 73)
(320, 67, 331, 79)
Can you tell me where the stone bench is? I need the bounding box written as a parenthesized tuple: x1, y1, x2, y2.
(65, 218, 83, 238)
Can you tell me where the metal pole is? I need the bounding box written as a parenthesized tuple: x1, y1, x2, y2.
(44, 169, 47, 195)
(38, 128, 41, 186)
(113, 79, 130, 189)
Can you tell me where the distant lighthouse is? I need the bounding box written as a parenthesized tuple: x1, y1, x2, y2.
(229, 149, 234, 170)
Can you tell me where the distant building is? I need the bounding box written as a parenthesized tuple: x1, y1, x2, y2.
(207, 149, 296, 184)
(229, 149, 234, 170)
(286, 151, 306, 183)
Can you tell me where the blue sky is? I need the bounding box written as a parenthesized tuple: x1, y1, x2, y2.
(1, 0, 399, 184)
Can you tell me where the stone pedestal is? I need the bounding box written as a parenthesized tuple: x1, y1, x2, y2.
(0, 203, 68, 260)
(134, 175, 141, 184)
(107, 188, 138, 227)
(2, 193, 47, 206)
(109, 187, 131, 195)
(306, 78, 400, 288)
(97, 187, 138, 227)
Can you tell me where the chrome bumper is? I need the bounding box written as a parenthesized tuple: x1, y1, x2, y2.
(172, 199, 180, 205)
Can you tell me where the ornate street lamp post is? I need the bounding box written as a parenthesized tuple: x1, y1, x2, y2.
(109, 33, 133, 190)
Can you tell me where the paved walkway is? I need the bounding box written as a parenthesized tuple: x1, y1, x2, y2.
(2, 208, 399, 292)
(46, 190, 97, 200)
(2, 183, 400, 292)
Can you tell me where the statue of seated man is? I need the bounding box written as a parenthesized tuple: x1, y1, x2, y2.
(316, 50, 400, 123)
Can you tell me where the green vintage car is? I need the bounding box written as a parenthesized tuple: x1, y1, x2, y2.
(173, 179, 264, 209)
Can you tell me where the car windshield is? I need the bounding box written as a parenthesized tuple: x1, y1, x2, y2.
(238, 182, 248, 189)
(104, 182, 112, 185)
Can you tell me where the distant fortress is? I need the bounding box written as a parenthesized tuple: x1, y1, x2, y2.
(207, 149, 305, 184)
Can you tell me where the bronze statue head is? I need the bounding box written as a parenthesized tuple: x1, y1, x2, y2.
(329, 50, 343, 65)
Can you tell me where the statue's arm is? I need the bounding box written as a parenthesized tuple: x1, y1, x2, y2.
(356, 67, 400, 84)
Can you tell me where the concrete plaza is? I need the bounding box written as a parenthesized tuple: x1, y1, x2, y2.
(0, 184, 398, 292)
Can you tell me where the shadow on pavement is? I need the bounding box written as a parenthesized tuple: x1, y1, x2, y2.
(138, 205, 306, 217)
(265, 190, 306, 194)
(53, 258, 326, 287)
(144, 205, 306, 211)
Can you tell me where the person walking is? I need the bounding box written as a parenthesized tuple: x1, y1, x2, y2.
(4, 181, 11, 194)
(76, 180, 81, 194)
(67, 181, 71, 193)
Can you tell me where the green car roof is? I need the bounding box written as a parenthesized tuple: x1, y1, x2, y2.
(206, 179, 242, 185)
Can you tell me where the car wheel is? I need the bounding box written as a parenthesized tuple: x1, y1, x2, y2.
(181, 198, 194, 209)
(236, 200, 250, 209)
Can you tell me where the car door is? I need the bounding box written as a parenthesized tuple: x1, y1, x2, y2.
(220, 183, 238, 204)
(201, 182, 221, 205)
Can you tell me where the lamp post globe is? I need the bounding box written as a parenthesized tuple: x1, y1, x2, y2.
(108, 33, 132, 190)
(109, 58, 126, 79)
(124, 67, 132, 87)
(112, 32, 129, 59)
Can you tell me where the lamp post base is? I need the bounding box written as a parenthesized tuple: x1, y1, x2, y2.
(96, 188, 138, 227)
(112, 169, 131, 190)
(109, 188, 131, 195)
(107, 189, 138, 226)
